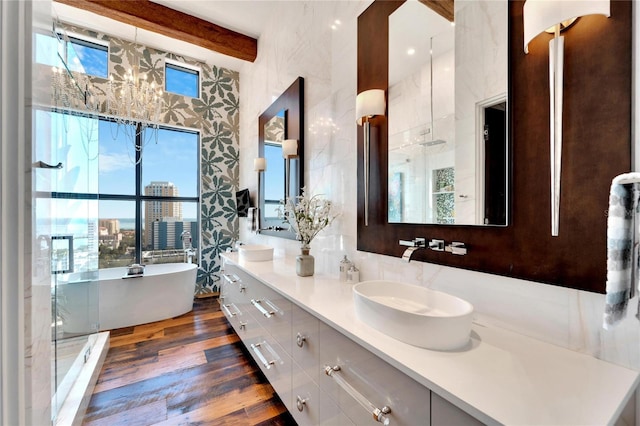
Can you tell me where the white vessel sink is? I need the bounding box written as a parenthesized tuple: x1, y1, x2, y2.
(238, 244, 274, 262)
(353, 280, 474, 350)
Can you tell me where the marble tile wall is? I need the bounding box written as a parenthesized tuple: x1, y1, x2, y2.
(238, 0, 640, 377)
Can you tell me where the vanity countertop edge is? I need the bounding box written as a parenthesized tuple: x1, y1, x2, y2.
(221, 252, 640, 425)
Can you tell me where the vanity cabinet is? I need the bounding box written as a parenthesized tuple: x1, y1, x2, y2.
(431, 393, 484, 426)
(319, 322, 431, 425)
(221, 261, 482, 425)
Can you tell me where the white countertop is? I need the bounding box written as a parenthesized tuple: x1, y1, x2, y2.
(222, 252, 639, 425)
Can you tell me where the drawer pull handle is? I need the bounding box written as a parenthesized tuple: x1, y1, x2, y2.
(251, 299, 280, 318)
(239, 321, 247, 330)
(296, 395, 307, 412)
(250, 341, 282, 369)
(296, 332, 307, 348)
(221, 303, 241, 317)
(324, 365, 391, 425)
(222, 273, 238, 284)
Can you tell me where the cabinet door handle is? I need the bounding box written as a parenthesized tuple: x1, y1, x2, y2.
(296, 332, 307, 348)
(251, 299, 277, 318)
(296, 395, 307, 412)
(324, 365, 391, 425)
(250, 341, 282, 369)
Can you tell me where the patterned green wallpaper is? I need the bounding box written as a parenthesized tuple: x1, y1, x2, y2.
(57, 24, 240, 294)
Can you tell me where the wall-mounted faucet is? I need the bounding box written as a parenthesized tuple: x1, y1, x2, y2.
(400, 238, 467, 262)
(399, 238, 426, 262)
(258, 225, 287, 233)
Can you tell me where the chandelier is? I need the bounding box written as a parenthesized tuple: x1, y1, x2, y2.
(106, 29, 164, 148)
(51, 66, 99, 112)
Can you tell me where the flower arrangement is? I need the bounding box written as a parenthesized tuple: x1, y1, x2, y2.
(282, 188, 339, 247)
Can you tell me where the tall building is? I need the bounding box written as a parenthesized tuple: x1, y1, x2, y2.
(152, 219, 198, 250)
(99, 219, 120, 235)
(144, 181, 182, 248)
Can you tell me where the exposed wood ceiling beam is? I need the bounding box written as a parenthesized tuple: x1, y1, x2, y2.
(418, 0, 454, 22)
(54, 0, 258, 62)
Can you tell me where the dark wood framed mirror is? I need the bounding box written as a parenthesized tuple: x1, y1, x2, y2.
(258, 77, 304, 239)
(357, 0, 631, 293)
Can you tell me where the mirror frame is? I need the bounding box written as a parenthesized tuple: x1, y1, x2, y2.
(258, 77, 305, 239)
(357, 0, 632, 293)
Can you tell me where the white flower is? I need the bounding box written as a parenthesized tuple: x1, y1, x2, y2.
(280, 188, 339, 246)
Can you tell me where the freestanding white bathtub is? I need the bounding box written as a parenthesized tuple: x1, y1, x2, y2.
(98, 263, 197, 330)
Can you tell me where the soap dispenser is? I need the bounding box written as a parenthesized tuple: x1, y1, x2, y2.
(346, 264, 359, 283)
(339, 255, 352, 281)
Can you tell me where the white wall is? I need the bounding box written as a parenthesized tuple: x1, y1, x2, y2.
(238, 0, 640, 377)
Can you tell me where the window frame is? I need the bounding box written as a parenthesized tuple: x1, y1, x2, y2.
(47, 111, 201, 266)
(59, 31, 109, 79)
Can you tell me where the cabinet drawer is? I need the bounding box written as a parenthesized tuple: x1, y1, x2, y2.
(222, 266, 259, 302)
(292, 361, 321, 426)
(319, 388, 354, 426)
(244, 331, 292, 406)
(431, 393, 484, 426)
(232, 267, 293, 356)
(319, 323, 431, 426)
(292, 304, 320, 383)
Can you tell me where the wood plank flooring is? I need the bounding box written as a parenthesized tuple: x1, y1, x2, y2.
(83, 297, 296, 426)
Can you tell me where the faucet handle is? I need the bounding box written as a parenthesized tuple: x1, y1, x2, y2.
(445, 242, 467, 255)
(399, 237, 426, 247)
(428, 239, 445, 251)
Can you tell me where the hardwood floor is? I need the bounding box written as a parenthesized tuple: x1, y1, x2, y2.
(83, 297, 296, 426)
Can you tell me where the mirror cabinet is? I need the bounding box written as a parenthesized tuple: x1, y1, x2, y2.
(387, 0, 508, 226)
(357, 0, 631, 293)
(258, 77, 304, 239)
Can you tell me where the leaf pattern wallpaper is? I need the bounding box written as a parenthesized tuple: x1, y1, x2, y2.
(56, 23, 240, 294)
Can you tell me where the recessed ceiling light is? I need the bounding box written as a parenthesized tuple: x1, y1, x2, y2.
(407, 48, 416, 55)
(331, 24, 337, 30)
(334, 19, 342, 25)
(451, 22, 456, 27)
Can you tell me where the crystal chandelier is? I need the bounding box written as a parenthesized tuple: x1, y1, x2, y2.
(106, 29, 164, 145)
(51, 66, 99, 112)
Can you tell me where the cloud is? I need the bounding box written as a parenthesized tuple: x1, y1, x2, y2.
(99, 151, 134, 174)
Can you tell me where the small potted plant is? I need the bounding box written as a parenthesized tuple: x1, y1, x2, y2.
(282, 188, 338, 276)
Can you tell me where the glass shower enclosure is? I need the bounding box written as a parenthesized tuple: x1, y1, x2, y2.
(34, 24, 100, 422)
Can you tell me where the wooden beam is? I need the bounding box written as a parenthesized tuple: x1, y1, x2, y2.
(418, 0, 454, 22)
(54, 0, 258, 62)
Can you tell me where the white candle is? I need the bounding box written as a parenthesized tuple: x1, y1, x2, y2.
(254, 157, 266, 172)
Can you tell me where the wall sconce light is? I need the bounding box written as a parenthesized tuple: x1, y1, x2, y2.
(523, 0, 610, 236)
(282, 139, 298, 200)
(356, 89, 386, 226)
(254, 157, 267, 172)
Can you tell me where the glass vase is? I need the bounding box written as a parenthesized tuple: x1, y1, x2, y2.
(296, 246, 314, 277)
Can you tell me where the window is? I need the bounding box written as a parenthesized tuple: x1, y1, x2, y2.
(66, 36, 108, 78)
(98, 123, 200, 265)
(165, 60, 200, 98)
(35, 32, 108, 78)
(44, 109, 201, 269)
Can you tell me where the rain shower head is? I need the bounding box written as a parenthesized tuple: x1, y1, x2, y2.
(419, 139, 446, 147)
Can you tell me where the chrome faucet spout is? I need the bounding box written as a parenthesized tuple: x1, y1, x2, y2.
(402, 246, 421, 263)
